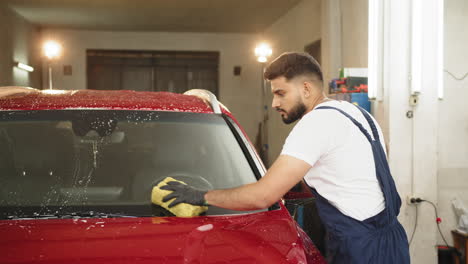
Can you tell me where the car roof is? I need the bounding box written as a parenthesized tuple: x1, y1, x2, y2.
(0, 87, 216, 113)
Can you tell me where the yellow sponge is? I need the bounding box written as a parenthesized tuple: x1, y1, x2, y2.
(151, 177, 208, 217)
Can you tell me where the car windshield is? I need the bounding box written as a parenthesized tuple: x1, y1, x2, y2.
(0, 110, 261, 219)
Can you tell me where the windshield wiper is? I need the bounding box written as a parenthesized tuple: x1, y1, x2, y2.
(6, 213, 60, 220)
(5, 211, 136, 220)
(62, 211, 137, 219)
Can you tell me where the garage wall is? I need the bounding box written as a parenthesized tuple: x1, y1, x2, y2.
(321, 0, 368, 87)
(261, 0, 369, 167)
(326, 1, 464, 262)
(0, 3, 41, 88)
(40, 29, 262, 143)
(283, 0, 466, 262)
(340, 0, 368, 69)
(261, 0, 322, 166)
(377, 0, 451, 263)
(437, 0, 468, 247)
(376, 1, 468, 262)
(266, 0, 463, 263)
(321, 0, 380, 135)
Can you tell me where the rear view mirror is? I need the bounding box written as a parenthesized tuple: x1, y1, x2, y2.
(79, 130, 125, 144)
(72, 114, 125, 144)
(72, 116, 117, 137)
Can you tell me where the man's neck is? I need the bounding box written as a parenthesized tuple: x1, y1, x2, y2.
(306, 93, 329, 114)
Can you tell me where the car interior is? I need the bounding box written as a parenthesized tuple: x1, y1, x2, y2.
(0, 111, 262, 217)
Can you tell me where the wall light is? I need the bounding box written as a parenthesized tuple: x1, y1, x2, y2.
(254, 43, 272, 63)
(43, 40, 62, 89)
(254, 42, 273, 165)
(437, 0, 444, 100)
(15, 62, 34, 72)
(367, 0, 384, 100)
(411, 0, 423, 95)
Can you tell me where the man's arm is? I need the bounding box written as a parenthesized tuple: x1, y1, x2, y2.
(204, 154, 311, 211)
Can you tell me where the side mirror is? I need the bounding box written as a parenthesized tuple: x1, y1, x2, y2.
(283, 181, 326, 256)
(283, 181, 313, 200)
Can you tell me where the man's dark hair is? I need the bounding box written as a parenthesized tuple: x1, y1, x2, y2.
(264, 52, 323, 83)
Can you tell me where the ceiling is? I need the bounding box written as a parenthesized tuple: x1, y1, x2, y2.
(5, 0, 302, 33)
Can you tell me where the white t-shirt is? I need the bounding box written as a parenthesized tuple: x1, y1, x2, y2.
(281, 100, 386, 221)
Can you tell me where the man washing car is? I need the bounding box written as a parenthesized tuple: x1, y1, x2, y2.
(161, 52, 410, 264)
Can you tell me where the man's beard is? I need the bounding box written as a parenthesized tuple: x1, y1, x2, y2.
(278, 101, 307, 124)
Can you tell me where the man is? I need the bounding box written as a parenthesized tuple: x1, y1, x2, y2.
(161, 52, 410, 263)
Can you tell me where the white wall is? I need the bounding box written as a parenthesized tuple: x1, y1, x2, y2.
(0, 3, 41, 88)
(378, 0, 445, 263)
(40, 29, 263, 142)
(261, 0, 322, 166)
(379, 1, 468, 262)
(437, 0, 468, 247)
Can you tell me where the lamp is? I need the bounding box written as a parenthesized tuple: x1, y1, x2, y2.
(254, 42, 272, 166)
(43, 41, 62, 89)
(368, 0, 384, 100)
(43, 41, 62, 60)
(254, 43, 272, 63)
(15, 62, 34, 72)
(411, 0, 423, 96)
(437, 0, 444, 100)
(411, 0, 444, 99)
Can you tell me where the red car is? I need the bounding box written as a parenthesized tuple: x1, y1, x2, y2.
(0, 87, 325, 264)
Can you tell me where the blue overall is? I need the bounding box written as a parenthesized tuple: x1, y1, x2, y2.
(309, 106, 410, 264)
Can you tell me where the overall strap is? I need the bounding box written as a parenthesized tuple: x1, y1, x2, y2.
(315, 106, 373, 143)
(355, 105, 380, 142)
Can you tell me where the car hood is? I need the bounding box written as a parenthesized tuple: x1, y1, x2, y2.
(0, 208, 324, 264)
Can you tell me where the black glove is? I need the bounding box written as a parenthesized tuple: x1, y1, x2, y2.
(160, 181, 208, 208)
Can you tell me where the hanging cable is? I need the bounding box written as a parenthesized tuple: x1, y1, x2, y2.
(421, 199, 450, 247)
(408, 198, 450, 247)
(445, 70, 468, 81)
(409, 205, 418, 246)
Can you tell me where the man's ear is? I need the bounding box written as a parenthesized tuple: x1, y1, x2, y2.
(303, 81, 313, 98)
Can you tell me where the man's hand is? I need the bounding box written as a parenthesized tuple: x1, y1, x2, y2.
(160, 181, 208, 208)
